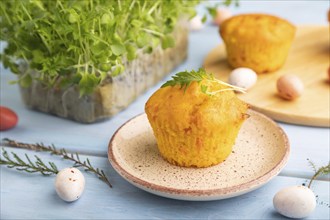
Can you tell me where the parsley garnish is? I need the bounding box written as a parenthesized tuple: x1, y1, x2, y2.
(161, 68, 245, 94)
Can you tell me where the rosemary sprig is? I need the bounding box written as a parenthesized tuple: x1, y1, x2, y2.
(0, 148, 59, 175)
(161, 68, 246, 94)
(307, 159, 330, 188)
(2, 138, 112, 188)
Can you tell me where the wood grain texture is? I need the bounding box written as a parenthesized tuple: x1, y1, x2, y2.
(1, 147, 329, 220)
(204, 26, 330, 127)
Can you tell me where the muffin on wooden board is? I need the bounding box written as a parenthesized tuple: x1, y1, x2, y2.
(220, 14, 296, 74)
(145, 69, 248, 168)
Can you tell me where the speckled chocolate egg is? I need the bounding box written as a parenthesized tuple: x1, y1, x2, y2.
(273, 185, 316, 219)
(228, 67, 257, 91)
(55, 168, 85, 202)
(277, 75, 304, 100)
(189, 15, 203, 31)
(213, 8, 232, 26)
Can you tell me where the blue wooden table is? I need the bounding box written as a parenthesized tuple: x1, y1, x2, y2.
(1, 1, 329, 219)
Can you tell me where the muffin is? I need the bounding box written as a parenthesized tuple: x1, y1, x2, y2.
(145, 69, 249, 168)
(220, 14, 296, 74)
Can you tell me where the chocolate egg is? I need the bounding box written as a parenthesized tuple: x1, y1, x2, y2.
(213, 8, 232, 26)
(0, 106, 18, 131)
(55, 168, 85, 202)
(189, 15, 203, 31)
(228, 67, 257, 91)
(277, 75, 304, 100)
(273, 185, 316, 218)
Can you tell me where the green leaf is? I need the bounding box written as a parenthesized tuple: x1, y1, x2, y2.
(161, 35, 175, 49)
(126, 44, 136, 61)
(161, 68, 213, 91)
(111, 64, 124, 77)
(131, 19, 142, 27)
(110, 43, 126, 56)
(91, 42, 109, 56)
(143, 46, 153, 54)
(32, 50, 44, 64)
(67, 9, 79, 23)
(201, 14, 207, 23)
(10, 64, 20, 74)
(206, 6, 217, 18)
(101, 14, 111, 25)
(136, 33, 150, 48)
(99, 63, 112, 72)
(78, 73, 100, 95)
(201, 85, 208, 93)
(19, 74, 33, 88)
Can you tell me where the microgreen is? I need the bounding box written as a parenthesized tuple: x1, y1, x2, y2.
(206, 0, 240, 18)
(161, 68, 246, 94)
(0, 0, 200, 95)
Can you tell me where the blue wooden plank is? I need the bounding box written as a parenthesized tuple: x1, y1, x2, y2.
(1, 147, 329, 219)
(1, 1, 330, 219)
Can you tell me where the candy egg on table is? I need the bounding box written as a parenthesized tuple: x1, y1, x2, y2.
(228, 67, 257, 91)
(277, 74, 304, 100)
(273, 185, 316, 219)
(55, 168, 85, 202)
(213, 8, 232, 26)
(189, 15, 203, 31)
(0, 106, 18, 131)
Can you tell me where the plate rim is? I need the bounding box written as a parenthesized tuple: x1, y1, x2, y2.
(108, 109, 290, 198)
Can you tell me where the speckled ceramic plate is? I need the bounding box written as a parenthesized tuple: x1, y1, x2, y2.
(108, 110, 290, 201)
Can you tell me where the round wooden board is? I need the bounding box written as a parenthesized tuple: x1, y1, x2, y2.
(204, 26, 330, 127)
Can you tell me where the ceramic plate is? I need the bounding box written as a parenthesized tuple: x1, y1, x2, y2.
(108, 110, 290, 201)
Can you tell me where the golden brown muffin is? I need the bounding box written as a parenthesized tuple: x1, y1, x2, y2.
(220, 14, 296, 74)
(145, 69, 248, 168)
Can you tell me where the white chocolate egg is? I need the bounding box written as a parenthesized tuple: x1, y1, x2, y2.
(213, 8, 232, 26)
(228, 67, 257, 91)
(189, 15, 203, 31)
(277, 75, 304, 100)
(273, 185, 316, 219)
(55, 168, 85, 202)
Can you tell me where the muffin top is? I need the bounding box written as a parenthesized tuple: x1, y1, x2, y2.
(220, 14, 296, 43)
(145, 71, 248, 133)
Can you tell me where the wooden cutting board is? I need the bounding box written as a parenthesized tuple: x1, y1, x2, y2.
(204, 26, 330, 127)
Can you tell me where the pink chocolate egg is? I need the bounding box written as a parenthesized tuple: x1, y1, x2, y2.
(277, 75, 304, 100)
(213, 8, 232, 26)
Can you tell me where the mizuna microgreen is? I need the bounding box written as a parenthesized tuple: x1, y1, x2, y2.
(0, 0, 201, 95)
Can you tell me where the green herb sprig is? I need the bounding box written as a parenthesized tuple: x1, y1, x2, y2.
(307, 159, 330, 188)
(1, 138, 112, 188)
(161, 68, 246, 94)
(0, 148, 59, 175)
